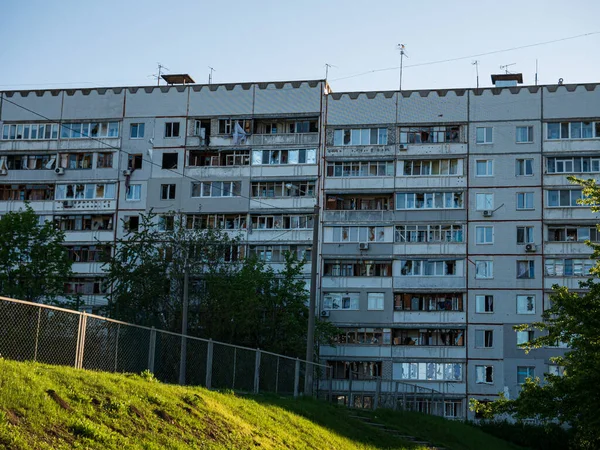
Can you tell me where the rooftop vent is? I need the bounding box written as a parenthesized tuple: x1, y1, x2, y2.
(161, 74, 195, 85)
(490, 73, 523, 87)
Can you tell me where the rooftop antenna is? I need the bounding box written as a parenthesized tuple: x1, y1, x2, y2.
(208, 66, 216, 85)
(152, 63, 169, 86)
(472, 60, 480, 89)
(397, 44, 408, 91)
(535, 59, 539, 86)
(500, 63, 516, 74)
(324, 63, 337, 82)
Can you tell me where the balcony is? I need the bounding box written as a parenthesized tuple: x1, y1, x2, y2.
(321, 277, 393, 289)
(185, 165, 250, 179)
(544, 276, 591, 290)
(324, 177, 395, 191)
(393, 311, 466, 324)
(323, 210, 395, 223)
(400, 143, 467, 156)
(251, 133, 318, 146)
(55, 199, 116, 211)
(395, 175, 466, 190)
(247, 229, 313, 242)
(249, 197, 315, 211)
(544, 139, 600, 154)
(544, 242, 594, 256)
(325, 144, 396, 158)
(393, 277, 466, 290)
(392, 243, 466, 256)
(391, 346, 465, 360)
(320, 345, 392, 359)
(63, 231, 115, 243)
(0, 138, 121, 152)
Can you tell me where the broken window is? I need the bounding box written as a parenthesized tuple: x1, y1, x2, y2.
(164, 122, 180, 138)
(161, 153, 178, 169)
(160, 184, 176, 200)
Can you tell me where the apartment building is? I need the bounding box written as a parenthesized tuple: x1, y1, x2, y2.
(1, 75, 598, 418)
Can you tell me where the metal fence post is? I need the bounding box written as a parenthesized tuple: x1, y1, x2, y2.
(254, 349, 261, 394)
(113, 323, 120, 372)
(33, 307, 42, 362)
(74, 313, 87, 369)
(232, 347, 237, 390)
(205, 339, 213, 389)
(147, 327, 156, 373)
(275, 356, 280, 394)
(294, 358, 300, 398)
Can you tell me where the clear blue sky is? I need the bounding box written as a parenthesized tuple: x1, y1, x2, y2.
(1, 0, 599, 92)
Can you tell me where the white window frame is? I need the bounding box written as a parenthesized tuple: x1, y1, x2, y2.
(367, 293, 385, 311)
(125, 184, 141, 201)
(516, 126, 534, 143)
(517, 226, 535, 244)
(475, 260, 493, 279)
(164, 121, 181, 138)
(516, 331, 534, 346)
(475, 193, 494, 211)
(475, 330, 494, 348)
(517, 295, 535, 314)
(475, 365, 494, 384)
(517, 366, 535, 384)
(517, 192, 534, 210)
(130, 123, 145, 139)
(395, 192, 464, 210)
(475, 159, 494, 177)
(476, 127, 493, 144)
(516, 158, 534, 176)
(475, 295, 494, 313)
(475, 226, 494, 245)
(323, 292, 360, 310)
(516, 260, 535, 279)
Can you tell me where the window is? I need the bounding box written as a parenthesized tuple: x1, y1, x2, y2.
(61, 122, 119, 139)
(130, 123, 145, 139)
(327, 161, 395, 177)
(399, 126, 461, 144)
(251, 181, 315, 198)
(330, 226, 386, 243)
(393, 362, 463, 381)
(333, 128, 388, 146)
(3, 154, 56, 170)
(517, 331, 534, 346)
(475, 260, 493, 279)
(326, 195, 393, 211)
(367, 293, 385, 310)
(164, 122, 180, 138)
(219, 118, 252, 135)
(400, 159, 459, 176)
(2, 123, 59, 140)
(161, 184, 176, 200)
(187, 214, 247, 230)
(126, 216, 139, 231)
(323, 292, 360, 310)
(547, 189, 584, 207)
(548, 226, 599, 242)
(517, 261, 535, 279)
(323, 260, 391, 277)
(66, 245, 111, 263)
(161, 153, 178, 170)
(191, 181, 241, 198)
(517, 366, 535, 384)
(0, 184, 55, 201)
(249, 245, 311, 262)
(251, 214, 314, 230)
(333, 328, 391, 345)
(60, 153, 93, 170)
(55, 183, 115, 200)
(54, 214, 114, 231)
(475, 226, 494, 244)
(158, 215, 174, 232)
(547, 156, 600, 174)
(394, 293, 463, 311)
(516, 159, 534, 176)
(548, 365, 565, 377)
(517, 226, 535, 244)
(395, 192, 464, 209)
(547, 121, 597, 140)
(189, 150, 250, 167)
(517, 192, 534, 210)
(64, 278, 107, 295)
(394, 224, 463, 243)
(517, 295, 535, 314)
(125, 185, 141, 201)
(545, 258, 595, 276)
(251, 149, 317, 165)
(128, 154, 143, 170)
(399, 260, 458, 276)
(475, 193, 494, 210)
(475, 160, 493, 176)
(392, 329, 464, 346)
(475, 295, 494, 313)
(475, 330, 494, 348)
(476, 365, 494, 384)
(97, 153, 113, 168)
(476, 127, 493, 144)
(516, 126, 534, 143)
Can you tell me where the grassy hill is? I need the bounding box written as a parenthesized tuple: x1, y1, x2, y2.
(0, 359, 523, 449)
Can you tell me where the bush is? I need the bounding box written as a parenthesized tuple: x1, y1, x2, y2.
(470, 420, 573, 450)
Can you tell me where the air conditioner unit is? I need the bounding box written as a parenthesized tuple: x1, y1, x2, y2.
(55, 167, 65, 175)
(359, 242, 369, 250)
(0, 169, 7, 176)
(399, 144, 408, 151)
(63, 200, 74, 208)
(320, 310, 330, 318)
(482, 210, 493, 217)
(525, 244, 537, 253)
(122, 169, 132, 176)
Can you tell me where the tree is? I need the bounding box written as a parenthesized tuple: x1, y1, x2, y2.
(471, 176, 600, 449)
(0, 204, 73, 304)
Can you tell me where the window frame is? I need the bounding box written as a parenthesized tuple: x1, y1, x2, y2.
(164, 121, 181, 138)
(475, 226, 494, 245)
(516, 192, 534, 210)
(475, 295, 494, 313)
(475, 159, 494, 177)
(476, 127, 493, 144)
(130, 123, 145, 139)
(516, 295, 536, 314)
(367, 293, 385, 311)
(516, 126, 534, 143)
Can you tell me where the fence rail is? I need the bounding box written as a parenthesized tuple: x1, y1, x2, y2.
(0, 296, 327, 398)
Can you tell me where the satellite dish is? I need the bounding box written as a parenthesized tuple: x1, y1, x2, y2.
(558, 78, 564, 85)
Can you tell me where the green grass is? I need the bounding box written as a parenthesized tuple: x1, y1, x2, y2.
(0, 359, 522, 449)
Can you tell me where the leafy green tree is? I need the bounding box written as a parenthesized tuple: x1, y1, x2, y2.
(0, 204, 73, 304)
(471, 175, 600, 449)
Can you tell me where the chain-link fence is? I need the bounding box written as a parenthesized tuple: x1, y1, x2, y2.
(0, 296, 329, 399)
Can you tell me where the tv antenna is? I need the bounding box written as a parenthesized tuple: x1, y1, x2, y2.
(397, 44, 408, 91)
(500, 63, 516, 74)
(151, 63, 169, 86)
(324, 63, 337, 82)
(472, 60, 480, 89)
(208, 66, 216, 85)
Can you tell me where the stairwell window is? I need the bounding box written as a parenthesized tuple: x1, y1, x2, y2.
(476, 127, 493, 144)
